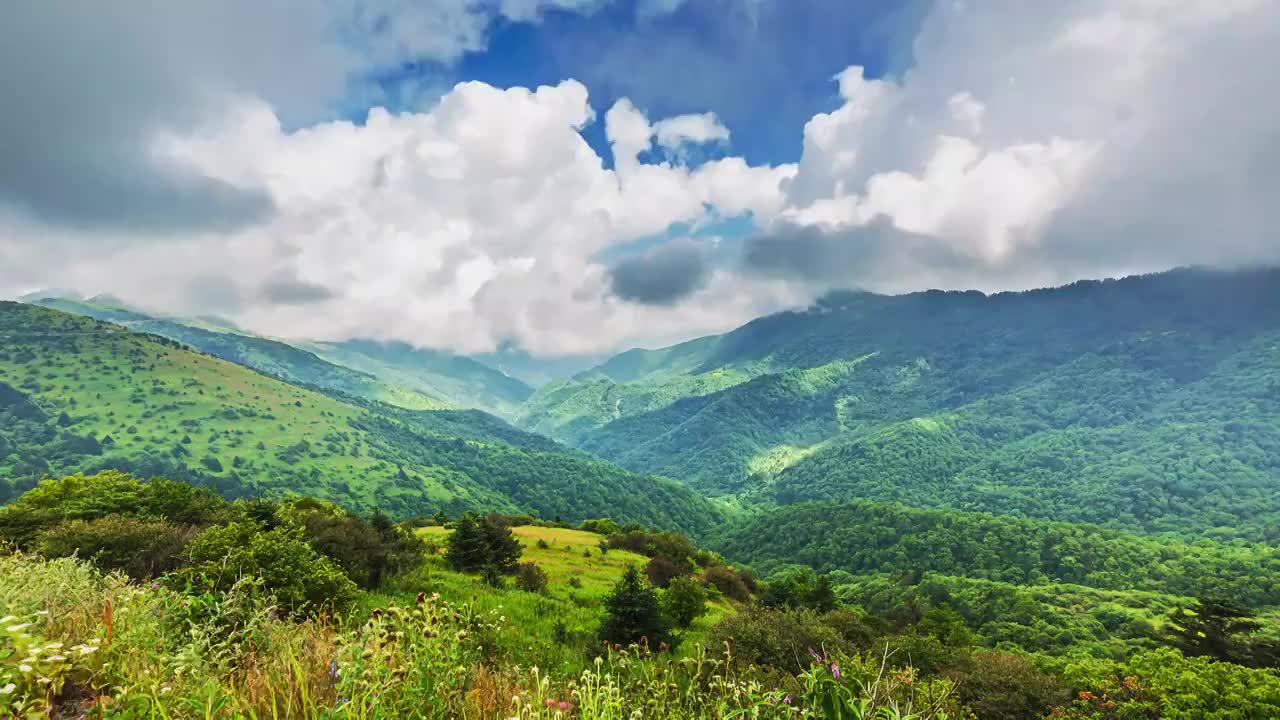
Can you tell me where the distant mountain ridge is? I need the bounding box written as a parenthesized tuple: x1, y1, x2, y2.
(28, 296, 532, 417)
(518, 267, 1280, 540)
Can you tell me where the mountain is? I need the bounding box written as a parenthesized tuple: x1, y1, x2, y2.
(30, 296, 532, 417)
(299, 339, 533, 417)
(470, 344, 605, 388)
(0, 302, 722, 534)
(518, 267, 1280, 539)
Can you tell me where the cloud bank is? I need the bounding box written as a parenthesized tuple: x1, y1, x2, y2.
(2, 0, 1277, 355)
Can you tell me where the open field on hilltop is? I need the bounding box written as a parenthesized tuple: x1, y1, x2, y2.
(406, 525, 732, 673)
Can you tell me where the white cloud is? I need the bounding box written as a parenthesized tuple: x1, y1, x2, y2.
(653, 113, 731, 150)
(753, 0, 1280, 293)
(3, 0, 1277, 356)
(2, 81, 794, 355)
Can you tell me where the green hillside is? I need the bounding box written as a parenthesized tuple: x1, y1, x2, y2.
(301, 339, 533, 417)
(520, 268, 1280, 539)
(31, 296, 533, 417)
(0, 302, 721, 534)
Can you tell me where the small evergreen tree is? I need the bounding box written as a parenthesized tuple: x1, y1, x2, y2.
(483, 514, 522, 574)
(600, 565, 670, 650)
(445, 512, 522, 574)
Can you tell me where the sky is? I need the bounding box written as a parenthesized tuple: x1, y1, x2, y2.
(1, 0, 1277, 356)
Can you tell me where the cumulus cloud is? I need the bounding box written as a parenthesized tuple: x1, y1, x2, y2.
(750, 0, 1280, 293)
(2, 0, 1277, 356)
(653, 113, 731, 150)
(1, 80, 794, 354)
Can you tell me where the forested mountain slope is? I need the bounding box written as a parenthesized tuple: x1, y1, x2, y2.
(31, 296, 532, 417)
(520, 268, 1280, 538)
(0, 302, 721, 534)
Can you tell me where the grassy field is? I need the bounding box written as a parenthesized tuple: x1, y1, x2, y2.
(395, 526, 733, 674)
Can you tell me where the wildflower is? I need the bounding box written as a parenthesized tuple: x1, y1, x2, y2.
(545, 698, 556, 708)
(1079, 691, 1096, 701)
(559, 700, 570, 710)
(18, 664, 32, 673)
(47, 654, 67, 662)
(6, 623, 32, 633)
(831, 663, 842, 683)
(783, 695, 792, 705)
(44, 642, 64, 650)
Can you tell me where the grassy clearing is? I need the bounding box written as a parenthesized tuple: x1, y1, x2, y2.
(402, 526, 732, 674)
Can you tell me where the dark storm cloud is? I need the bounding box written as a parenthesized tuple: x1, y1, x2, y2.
(0, 4, 356, 233)
(608, 240, 709, 304)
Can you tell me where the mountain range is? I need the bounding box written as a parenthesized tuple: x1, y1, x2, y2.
(10, 267, 1280, 543)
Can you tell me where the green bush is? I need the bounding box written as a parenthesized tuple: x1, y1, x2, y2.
(947, 651, 1069, 720)
(279, 498, 425, 588)
(514, 562, 549, 594)
(662, 575, 708, 629)
(707, 606, 846, 673)
(174, 522, 358, 615)
(36, 515, 195, 579)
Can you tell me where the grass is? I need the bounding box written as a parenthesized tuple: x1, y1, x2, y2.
(400, 526, 733, 674)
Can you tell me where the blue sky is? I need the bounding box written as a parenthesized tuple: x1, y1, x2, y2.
(366, 0, 928, 167)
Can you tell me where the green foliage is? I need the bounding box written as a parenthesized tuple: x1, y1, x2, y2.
(662, 575, 709, 629)
(446, 513, 523, 574)
(706, 606, 846, 674)
(599, 565, 670, 650)
(175, 522, 358, 614)
(514, 561, 549, 594)
(280, 497, 426, 588)
(946, 651, 1069, 720)
(36, 515, 194, 579)
(713, 501, 1280, 606)
(0, 303, 723, 534)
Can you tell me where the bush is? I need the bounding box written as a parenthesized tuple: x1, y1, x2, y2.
(36, 515, 195, 579)
(280, 498, 425, 588)
(662, 576, 708, 629)
(947, 651, 1070, 720)
(644, 555, 690, 589)
(579, 518, 620, 535)
(175, 522, 358, 615)
(703, 565, 752, 602)
(707, 606, 847, 673)
(514, 562, 549, 594)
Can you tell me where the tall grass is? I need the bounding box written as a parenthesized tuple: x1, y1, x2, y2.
(1, 550, 956, 719)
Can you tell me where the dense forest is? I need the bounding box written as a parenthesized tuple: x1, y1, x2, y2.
(521, 269, 1280, 538)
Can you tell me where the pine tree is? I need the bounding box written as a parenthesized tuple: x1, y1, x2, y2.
(445, 513, 492, 572)
(482, 514, 522, 574)
(600, 565, 670, 650)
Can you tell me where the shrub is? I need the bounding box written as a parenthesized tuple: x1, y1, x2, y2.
(703, 565, 752, 602)
(644, 555, 690, 589)
(36, 516, 195, 579)
(280, 498, 425, 588)
(514, 562, 549, 594)
(663, 576, 708, 629)
(947, 651, 1070, 720)
(707, 606, 846, 673)
(175, 522, 358, 615)
(579, 518, 620, 535)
